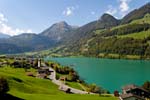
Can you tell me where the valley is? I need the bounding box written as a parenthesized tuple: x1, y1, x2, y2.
(0, 2, 150, 100)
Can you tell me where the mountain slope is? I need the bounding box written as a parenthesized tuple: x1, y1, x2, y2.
(62, 13, 119, 45)
(96, 13, 120, 29)
(0, 33, 55, 54)
(121, 3, 150, 24)
(40, 21, 75, 41)
(0, 33, 10, 38)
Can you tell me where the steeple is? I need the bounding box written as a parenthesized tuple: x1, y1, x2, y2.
(38, 59, 41, 68)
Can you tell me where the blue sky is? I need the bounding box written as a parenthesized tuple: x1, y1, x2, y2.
(0, 0, 149, 36)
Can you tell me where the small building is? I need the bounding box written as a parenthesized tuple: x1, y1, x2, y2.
(38, 67, 53, 75)
(38, 59, 41, 68)
(120, 84, 150, 100)
(37, 73, 47, 79)
(37, 67, 53, 79)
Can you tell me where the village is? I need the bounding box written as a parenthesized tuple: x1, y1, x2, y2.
(36, 58, 89, 94)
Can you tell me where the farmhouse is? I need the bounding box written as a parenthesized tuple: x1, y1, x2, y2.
(120, 84, 150, 100)
(37, 66, 54, 79)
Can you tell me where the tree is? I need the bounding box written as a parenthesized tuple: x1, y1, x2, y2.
(67, 71, 79, 82)
(87, 84, 101, 93)
(114, 90, 119, 97)
(0, 77, 9, 94)
(142, 81, 150, 92)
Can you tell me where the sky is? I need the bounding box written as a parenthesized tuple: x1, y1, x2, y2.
(0, 0, 149, 36)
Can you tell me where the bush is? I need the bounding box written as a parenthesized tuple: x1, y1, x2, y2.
(87, 84, 101, 93)
(142, 81, 150, 92)
(0, 77, 9, 94)
(114, 90, 119, 97)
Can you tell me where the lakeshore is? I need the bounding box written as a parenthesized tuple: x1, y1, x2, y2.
(46, 57, 150, 93)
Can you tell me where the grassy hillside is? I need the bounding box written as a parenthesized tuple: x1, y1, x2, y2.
(111, 13, 150, 30)
(0, 67, 117, 100)
(117, 14, 150, 39)
(131, 13, 150, 24)
(118, 30, 150, 39)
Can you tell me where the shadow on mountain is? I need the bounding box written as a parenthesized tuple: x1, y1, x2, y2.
(0, 93, 24, 100)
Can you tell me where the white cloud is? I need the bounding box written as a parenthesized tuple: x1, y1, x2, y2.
(0, 12, 32, 36)
(119, 0, 132, 17)
(106, 5, 117, 16)
(0, 13, 8, 23)
(105, 0, 132, 18)
(63, 6, 75, 16)
(119, 0, 129, 12)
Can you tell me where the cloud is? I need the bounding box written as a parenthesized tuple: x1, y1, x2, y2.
(0, 12, 32, 36)
(106, 5, 117, 16)
(119, 0, 132, 16)
(0, 13, 8, 23)
(63, 6, 75, 16)
(119, 0, 129, 12)
(105, 0, 132, 18)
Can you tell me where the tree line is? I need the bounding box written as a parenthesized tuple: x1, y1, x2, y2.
(86, 36, 150, 58)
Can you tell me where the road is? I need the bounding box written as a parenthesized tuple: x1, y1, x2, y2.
(48, 67, 89, 94)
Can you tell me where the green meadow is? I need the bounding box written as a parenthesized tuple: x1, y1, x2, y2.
(118, 30, 150, 39)
(0, 67, 117, 100)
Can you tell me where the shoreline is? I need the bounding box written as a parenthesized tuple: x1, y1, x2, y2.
(45, 54, 150, 61)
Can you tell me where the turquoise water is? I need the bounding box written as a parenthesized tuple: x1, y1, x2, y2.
(45, 57, 150, 92)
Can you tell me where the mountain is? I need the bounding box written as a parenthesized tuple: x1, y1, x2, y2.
(40, 21, 75, 41)
(8, 33, 55, 49)
(96, 13, 120, 29)
(0, 43, 22, 54)
(0, 33, 55, 54)
(0, 21, 76, 54)
(62, 13, 119, 44)
(121, 3, 150, 24)
(0, 33, 10, 38)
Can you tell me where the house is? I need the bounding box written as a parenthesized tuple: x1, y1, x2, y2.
(120, 84, 150, 100)
(38, 67, 53, 75)
(37, 67, 53, 79)
(37, 73, 47, 79)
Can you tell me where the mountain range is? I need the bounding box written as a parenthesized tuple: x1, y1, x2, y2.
(0, 3, 150, 59)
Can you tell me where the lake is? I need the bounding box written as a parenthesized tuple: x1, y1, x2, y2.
(45, 57, 150, 93)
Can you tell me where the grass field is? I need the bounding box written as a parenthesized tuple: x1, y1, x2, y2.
(131, 13, 150, 24)
(112, 13, 150, 31)
(56, 72, 85, 91)
(0, 67, 117, 100)
(66, 81, 84, 91)
(118, 30, 150, 39)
